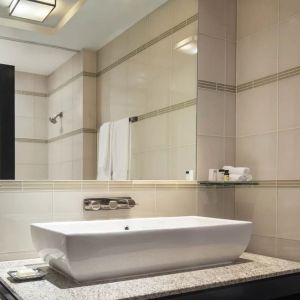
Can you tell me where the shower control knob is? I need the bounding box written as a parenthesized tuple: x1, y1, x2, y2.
(109, 200, 118, 210)
(90, 200, 101, 211)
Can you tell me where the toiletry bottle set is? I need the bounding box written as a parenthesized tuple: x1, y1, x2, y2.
(208, 169, 230, 182)
(185, 170, 195, 180)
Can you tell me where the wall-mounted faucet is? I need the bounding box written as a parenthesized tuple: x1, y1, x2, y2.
(49, 112, 63, 124)
(83, 197, 136, 211)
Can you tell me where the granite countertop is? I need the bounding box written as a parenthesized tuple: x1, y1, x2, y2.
(1, 253, 300, 300)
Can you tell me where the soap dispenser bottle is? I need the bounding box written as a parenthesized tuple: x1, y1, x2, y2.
(224, 170, 230, 182)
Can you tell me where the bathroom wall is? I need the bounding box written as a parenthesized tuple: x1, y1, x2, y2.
(196, 0, 237, 180)
(235, 0, 300, 261)
(15, 72, 48, 179)
(47, 50, 97, 180)
(97, 0, 198, 180)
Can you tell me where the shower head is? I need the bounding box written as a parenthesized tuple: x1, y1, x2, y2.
(49, 112, 63, 124)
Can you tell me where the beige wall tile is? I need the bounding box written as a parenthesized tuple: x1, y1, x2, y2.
(197, 136, 225, 180)
(198, 34, 226, 83)
(168, 145, 196, 180)
(237, 26, 277, 84)
(222, 188, 235, 219)
(279, 0, 300, 22)
(197, 89, 236, 138)
(169, 106, 196, 148)
(15, 116, 34, 139)
(148, 2, 173, 40)
(197, 188, 226, 218)
(139, 150, 169, 180)
(277, 238, 300, 262)
(236, 83, 277, 137)
(16, 164, 48, 180)
(15, 71, 47, 94)
(171, 23, 197, 104)
(82, 50, 97, 74)
(83, 77, 97, 129)
(197, 89, 225, 137)
(278, 129, 300, 180)
(278, 75, 300, 130)
(170, 0, 198, 26)
(226, 40, 237, 85)
(156, 187, 197, 217)
(225, 137, 236, 167)
(224, 93, 236, 137)
(127, 17, 150, 54)
(0, 192, 52, 253)
(235, 187, 277, 237)
(16, 142, 47, 165)
(236, 133, 277, 180)
(83, 133, 97, 179)
(246, 234, 276, 257)
(278, 188, 300, 241)
(279, 13, 300, 71)
(198, 0, 226, 39)
(97, 44, 113, 72)
(237, 0, 278, 39)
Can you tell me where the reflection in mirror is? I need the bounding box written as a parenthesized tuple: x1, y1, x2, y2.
(1, 0, 198, 180)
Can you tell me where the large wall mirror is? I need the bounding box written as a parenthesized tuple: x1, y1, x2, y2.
(0, 0, 198, 180)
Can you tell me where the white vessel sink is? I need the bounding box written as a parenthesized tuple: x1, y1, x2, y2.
(31, 216, 252, 282)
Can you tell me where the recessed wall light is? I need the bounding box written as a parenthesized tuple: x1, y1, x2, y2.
(174, 36, 198, 55)
(9, 0, 56, 22)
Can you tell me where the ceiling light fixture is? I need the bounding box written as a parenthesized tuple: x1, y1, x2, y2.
(174, 36, 198, 55)
(9, 0, 56, 22)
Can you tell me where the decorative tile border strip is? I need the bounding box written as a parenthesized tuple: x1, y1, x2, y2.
(234, 180, 300, 188)
(16, 72, 97, 99)
(200, 180, 300, 188)
(15, 90, 48, 97)
(0, 180, 199, 192)
(48, 71, 97, 96)
(237, 65, 300, 93)
(134, 98, 196, 122)
(48, 128, 97, 143)
(97, 13, 198, 77)
(15, 129, 96, 145)
(2, 180, 300, 191)
(198, 80, 236, 93)
(15, 138, 47, 144)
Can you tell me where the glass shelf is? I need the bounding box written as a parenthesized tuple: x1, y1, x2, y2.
(199, 181, 258, 187)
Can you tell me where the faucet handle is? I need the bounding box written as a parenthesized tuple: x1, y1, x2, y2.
(88, 200, 101, 211)
(108, 200, 118, 210)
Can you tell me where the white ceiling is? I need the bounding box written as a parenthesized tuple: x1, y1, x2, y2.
(0, 0, 167, 75)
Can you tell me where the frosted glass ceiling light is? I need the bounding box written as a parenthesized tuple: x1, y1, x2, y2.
(9, 0, 56, 22)
(175, 36, 198, 55)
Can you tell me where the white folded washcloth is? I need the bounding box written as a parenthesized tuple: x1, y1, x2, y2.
(229, 174, 252, 182)
(223, 166, 250, 176)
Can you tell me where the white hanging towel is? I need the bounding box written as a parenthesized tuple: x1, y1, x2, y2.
(111, 118, 130, 180)
(97, 122, 112, 180)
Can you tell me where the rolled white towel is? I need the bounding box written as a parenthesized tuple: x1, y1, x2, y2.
(223, 166, 250, 176)
(229, 174, 253, 182)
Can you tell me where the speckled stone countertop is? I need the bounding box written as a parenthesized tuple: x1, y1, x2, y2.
(1, 253, 300, 300)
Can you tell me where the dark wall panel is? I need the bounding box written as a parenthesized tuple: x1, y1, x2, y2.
(0, 64, 15, 179)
